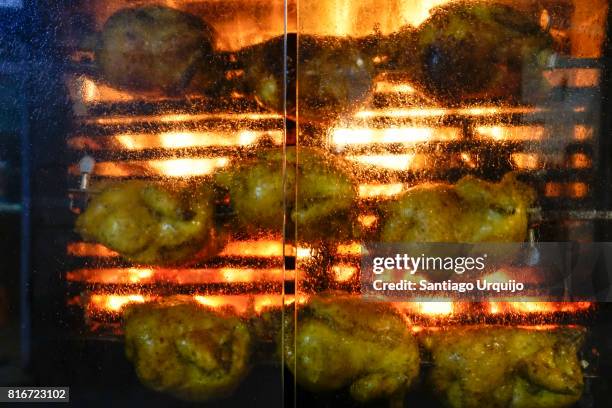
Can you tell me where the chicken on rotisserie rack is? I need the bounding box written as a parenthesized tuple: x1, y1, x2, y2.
(242, 34, 375, 122)
(76, 181, 222, 265)
(404, 1, 554, 104)
(282, 293, 420, 403)
(95, 6, 219, 94)
(124, 297, 251, 401)
(421, 325, 585, 408)
(380, 173, 536, 243)
(215, 147, 359, 242)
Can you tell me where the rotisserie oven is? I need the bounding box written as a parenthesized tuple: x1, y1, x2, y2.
(1, 0, 612, 407)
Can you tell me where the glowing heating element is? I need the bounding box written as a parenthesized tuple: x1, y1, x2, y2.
(86, 112, 282, 126)
(331, 127, 459, 146)
(69, 157, 229, 177)
(477, 126, 546, 141)
(354, 106, 540, 119)
(347, 154, 416, 170)
(488, 302, 593, 315)
(88, 294, 149, 313)
(69, 240, 285, 258)
(395, 302, 455, 316)
(511, 153, 541, 170)
(220, 240, 283, 257)
(67, 267, 286, 285)
(105, 130, 284, 150)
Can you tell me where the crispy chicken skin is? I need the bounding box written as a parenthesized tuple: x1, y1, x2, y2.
(124, 297, 251, 401)
(407, 2, 553, 103)
(215, 147, 358, 242)
(76, 180, 221, 265)
(380, 173, 536, 243)
(421, 326, 585, 408)
(242, 34, 374, 122)
(96, 6, 217, 93)
(282, 293, 420, 402)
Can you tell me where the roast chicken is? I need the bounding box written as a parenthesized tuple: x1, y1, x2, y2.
(215, 147, 358, 242)
(282, 293, 420, 403)
(421, 326, 585, 408)
(242, 34, 375, 122)
(404, 1, 554, 104)
(380, 173, 536, 243)
(96, 6, 219, 94)
(124, 297, 251, 401)
(76, 180, 222, 265)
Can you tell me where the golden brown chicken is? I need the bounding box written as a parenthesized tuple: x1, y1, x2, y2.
(282, 293, 420, 403)
(124, 297, 251, 401)
(215, 147, 359, 242)
(76, 180, 222, 265)
(405, 2, 553, 104)
(241, 34, 375, 122)
(421, 325, 585, 408)
(96, 6, 218, 94)
(380, 173, 536, 243)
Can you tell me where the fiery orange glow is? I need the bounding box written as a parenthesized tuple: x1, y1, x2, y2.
(331, 127, 459, 146)
(511, 153, 541, 170)
(337, 242, 362, 256)
(89, 294, 148, 313)
(193, 294, 286, 314)
(148, 158, 229, 177)
(220, 240, 283, 257)
(332, 264, 358, 282)
(477, 126, 545, 141)
(570, 153, 591, 169)
(374, 81, 417, 94)
(70, 157, 229, 178)
(354, 106, 540, 120)
(69, 240, 286, 259)
(359, 183, 405, 198)
(87, 112, 282, 126)
(395, 301, 455, 316)
(300, 0, 451, 36)
(112, 130, 283, 150)
(358, 214, 378, 228)
(488, 302, 593, 315)
(347, 154, 416, 170)
(568, 182, 588, 198)
(574, 125, 593, 140)
(68, 267, 286, 285)
(545, 182, 563, 197)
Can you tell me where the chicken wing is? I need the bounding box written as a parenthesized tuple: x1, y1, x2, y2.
(76, 180, 222, 265)
(380, 173, 536, 243)
(282, 293, 420, 402)
(124, 297, 251, 401)
(421, 325, 585, 408)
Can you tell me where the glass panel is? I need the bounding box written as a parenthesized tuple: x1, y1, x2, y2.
(294, 1, 608, 407)
(48, 1, 288, 405)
